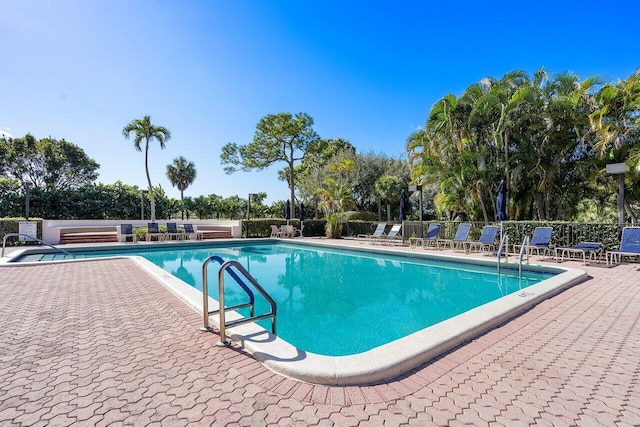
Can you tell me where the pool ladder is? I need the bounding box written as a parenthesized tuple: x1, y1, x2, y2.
(201, 255, 277, 347)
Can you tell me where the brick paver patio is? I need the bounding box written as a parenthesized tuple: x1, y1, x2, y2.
(1, 245, 639, 426)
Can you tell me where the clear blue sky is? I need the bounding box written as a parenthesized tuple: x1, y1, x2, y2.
(2, 0, 639, 203)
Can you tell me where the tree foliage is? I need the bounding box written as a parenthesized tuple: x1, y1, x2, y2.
(220, 112, 320, 213)
(122, 115, 171, 222)
(408, 68, 640, 222)
(0, 134, 99, 190)
(166, 156, 197, 220)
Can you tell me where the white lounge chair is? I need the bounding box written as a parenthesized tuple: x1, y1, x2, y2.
(358, 223, 387, 244)
(379, 224, 403, 245)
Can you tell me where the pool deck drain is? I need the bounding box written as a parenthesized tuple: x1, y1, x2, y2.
(1, 240, 640, 425)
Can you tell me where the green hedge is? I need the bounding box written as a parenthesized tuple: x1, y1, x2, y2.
(402, 220, 627, 252)
(243, 219, 327, 238)
(2, 217, 631, 253)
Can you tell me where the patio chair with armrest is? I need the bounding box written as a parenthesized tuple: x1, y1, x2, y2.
(606, 227, 640, 265)
(464, 225, 498, 254)
(437, 223, 472, 251)
(420, 223, 441, 249)
(513, 226, 553, 259)
(280, 225, 295, 238)
(270, 225, 282, 238)
(166, 222, 182, 240)
(146, 222, 163, 242)
(183, 224, 203, 240)
(120, 224, 137, 243)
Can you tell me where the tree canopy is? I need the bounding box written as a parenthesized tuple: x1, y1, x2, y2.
(408, 68, 640, 222)
(0, 134, 99, 191)
(220, 112, 320, 212)
(122, 115, 172, 222)
(166, 156, 197, 220)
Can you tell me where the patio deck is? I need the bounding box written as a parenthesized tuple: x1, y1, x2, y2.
(1, 241, 639, 426)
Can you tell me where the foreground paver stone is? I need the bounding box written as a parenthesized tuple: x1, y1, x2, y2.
(1, 252, 639, 426)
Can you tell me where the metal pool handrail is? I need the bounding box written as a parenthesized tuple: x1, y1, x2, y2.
(201, 256, 277, 347)
(518, 235, 530, 278)
(497, 233, 509, 274)
(2, 233, 73, 258)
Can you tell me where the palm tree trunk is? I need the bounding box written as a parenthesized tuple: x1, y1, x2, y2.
(288, 147, 296, 221)
(477, 186, 489, 223)
(180, 190, 184, 220)
(145, 142, 156, 222)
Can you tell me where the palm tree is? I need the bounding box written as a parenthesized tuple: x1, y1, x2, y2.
(122, 115, 171, 222)
(166, 156, 197, 220)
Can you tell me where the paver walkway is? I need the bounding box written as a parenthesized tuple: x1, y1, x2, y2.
(1, 248, 639, 426)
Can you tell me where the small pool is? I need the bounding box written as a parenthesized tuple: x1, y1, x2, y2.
(8, 239, 586, 385)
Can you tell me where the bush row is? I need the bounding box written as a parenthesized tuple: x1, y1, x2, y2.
(1, 217, 632, 253)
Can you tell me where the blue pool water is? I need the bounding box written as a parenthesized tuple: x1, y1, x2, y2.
(14, 242, 554, 356)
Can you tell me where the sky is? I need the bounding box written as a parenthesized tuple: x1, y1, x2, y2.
(1, 0, 639, 203)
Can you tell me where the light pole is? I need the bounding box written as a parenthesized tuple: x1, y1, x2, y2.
(409, 184, 423, 238)
(24, 182, 31, 220)
(606, 162, 628, 225)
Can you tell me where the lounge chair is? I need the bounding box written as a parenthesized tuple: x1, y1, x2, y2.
(120, 224, 137, 243)
(166, 222, 182, 240)
(146, 222, 163, 242)
(513, 226, 553, 259)
(606, 227, 640, 265)
(437, 223, 472, 251)
(464, 225, 498, 253)
(183, 223, 203, 240)
(420, 223, 441, 249)
(555, 242, 601, 265)
(379, 224, 403, 245)
(358, 222, 387, 243)
(270, 225, 282, 238)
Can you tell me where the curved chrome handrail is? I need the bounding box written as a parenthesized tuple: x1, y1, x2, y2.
(518, 235, 530, 278)
(2, 233, 73, 258)
(497, 233, 509, 274)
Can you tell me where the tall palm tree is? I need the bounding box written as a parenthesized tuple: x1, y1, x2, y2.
(166, 156, 197, 220)
(122, 115, 171, 222)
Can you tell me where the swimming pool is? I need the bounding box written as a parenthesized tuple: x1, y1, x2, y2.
(7, 239, 587, 384)
(15, 241, 552, 355)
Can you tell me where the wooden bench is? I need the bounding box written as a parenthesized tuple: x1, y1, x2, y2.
(195, 225, 233, 240)
(59, 226, 118, 244)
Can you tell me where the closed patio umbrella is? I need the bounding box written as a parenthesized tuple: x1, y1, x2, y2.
(299, 202, 305, 235)
(399, 189, 406, 241)
(285, 200, 291, 224)
(496, 180, 507, 221)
